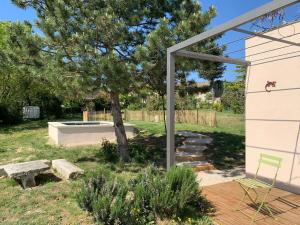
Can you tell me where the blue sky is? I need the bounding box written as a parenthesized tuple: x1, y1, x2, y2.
(0, 0, 299, 81)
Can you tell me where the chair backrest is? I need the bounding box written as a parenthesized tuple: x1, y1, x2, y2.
(255, 153, 282, 185)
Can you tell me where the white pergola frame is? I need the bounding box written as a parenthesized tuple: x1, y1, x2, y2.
(166, 0, 300, 169)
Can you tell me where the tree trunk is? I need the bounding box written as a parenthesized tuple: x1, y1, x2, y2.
(210, 79, 215, 103)
(110, 91, 130, 161)
(161, 94, 167, 134)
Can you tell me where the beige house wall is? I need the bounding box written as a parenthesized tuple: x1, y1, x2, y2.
(245, 21, 300, 194)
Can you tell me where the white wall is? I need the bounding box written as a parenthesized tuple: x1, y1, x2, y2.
(245, 21, 300, 194)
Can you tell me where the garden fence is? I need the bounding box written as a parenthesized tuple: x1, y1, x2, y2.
(83, 109, 217, 127)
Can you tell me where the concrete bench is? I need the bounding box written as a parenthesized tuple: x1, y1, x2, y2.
(1, 160, 50, 188)
(52, 159, 84, 180)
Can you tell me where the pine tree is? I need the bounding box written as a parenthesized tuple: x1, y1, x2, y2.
(12, 0, 173, 161)
(135, 1, 225, 129)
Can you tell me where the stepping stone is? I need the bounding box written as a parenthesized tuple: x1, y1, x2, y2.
(175, 152, 206, 162)
(2, 160, 50, 188)
(176, 131, 207, 138)
(52, 159, 84, 180)
(176, 145, 207, 153)
(183, 138, 213, 145)
(176, 161, 214, 172)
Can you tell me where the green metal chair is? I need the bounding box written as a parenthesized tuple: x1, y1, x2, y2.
(235, 153, 282, 223)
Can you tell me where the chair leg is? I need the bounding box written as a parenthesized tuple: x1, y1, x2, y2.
(235, 185, 257, 211)
(251, 190, 272, 223)
(235, 186, 276, 223)
(235, 192, 246, 211)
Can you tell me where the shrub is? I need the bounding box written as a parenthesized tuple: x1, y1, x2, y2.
(98, 139, 119, 162)
(78, 168, 152, 225)
(77, 166, 210, 225)
(198, 101, 212, 110)
(212, 102, 223, 112)
(91, 179, 130, 225)
(130, 166, 209, 220)
(129, 143, 149, 163)
(0, 104, 22, 124)
(38, 93, 63, 118)
(77, 167, 114, 212)
(222, 81, 245, 114)
(149, 166, 204, 219)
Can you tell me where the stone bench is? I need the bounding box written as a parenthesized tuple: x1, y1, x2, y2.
(1, 160, 50, 188)
(52, 159, 84, 180)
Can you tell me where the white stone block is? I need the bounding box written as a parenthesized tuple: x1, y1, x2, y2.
(52, 159, 84, 180)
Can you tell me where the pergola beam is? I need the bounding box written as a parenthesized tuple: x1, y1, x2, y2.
(168, 0, 300, 53)
(233, 28, 300, 47)
(175, 50, 251, 66)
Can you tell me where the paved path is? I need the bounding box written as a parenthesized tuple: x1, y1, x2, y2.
(197, 166, 245, 187)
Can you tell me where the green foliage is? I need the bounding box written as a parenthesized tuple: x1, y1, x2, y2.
(77, 168, 132, 225)
(0, 22, 85, 123)
(77, 169, 110, 212)
(129, 143, 149, 163)
(0, 104, 22, 124)
(78, 168, 151, 225)
(12, 0, 178, 158)
(235, 65, 247, 81)
(198, 101, 213, 110)
(78, 166, 209, 224)
(149, 166, 206, 219)
(98, 139, 119, 163)
(222, 81, 245, 114)
(145, 95, 165, 111)
(175, 94, 198, 110)
(120, 92, 148, 110)
(135, 2, 225, 98)
(5, 178, 19, 187)
(212, 102, 223, 112)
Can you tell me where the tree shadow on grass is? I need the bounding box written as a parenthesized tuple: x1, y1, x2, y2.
(0, 115, 82, 134)
(127, 134, 166, 167)
(76, 156, 98, 163)
(0, 120, 48, 134)
(74, 133, 168, 173)
(76, 131, 244, 173)
(112, 132, 233, 173)
(206, 132, 245, 170)
(175, 130, 245, 170)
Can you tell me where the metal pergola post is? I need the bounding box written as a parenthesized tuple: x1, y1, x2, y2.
(166, 0, 300, 169)
(167, 51, 175, 169)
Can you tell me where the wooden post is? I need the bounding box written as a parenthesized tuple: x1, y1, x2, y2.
(90, 111, 93, 121)
(196, 109, 199, 124)
(83, 111, 89, 121)
(213, 111, 217, 127)
(208, 111, 217, 127)
(158, 110, 161, 122)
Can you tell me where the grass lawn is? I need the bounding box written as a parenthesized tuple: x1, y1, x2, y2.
(0, 112, 244, 224)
